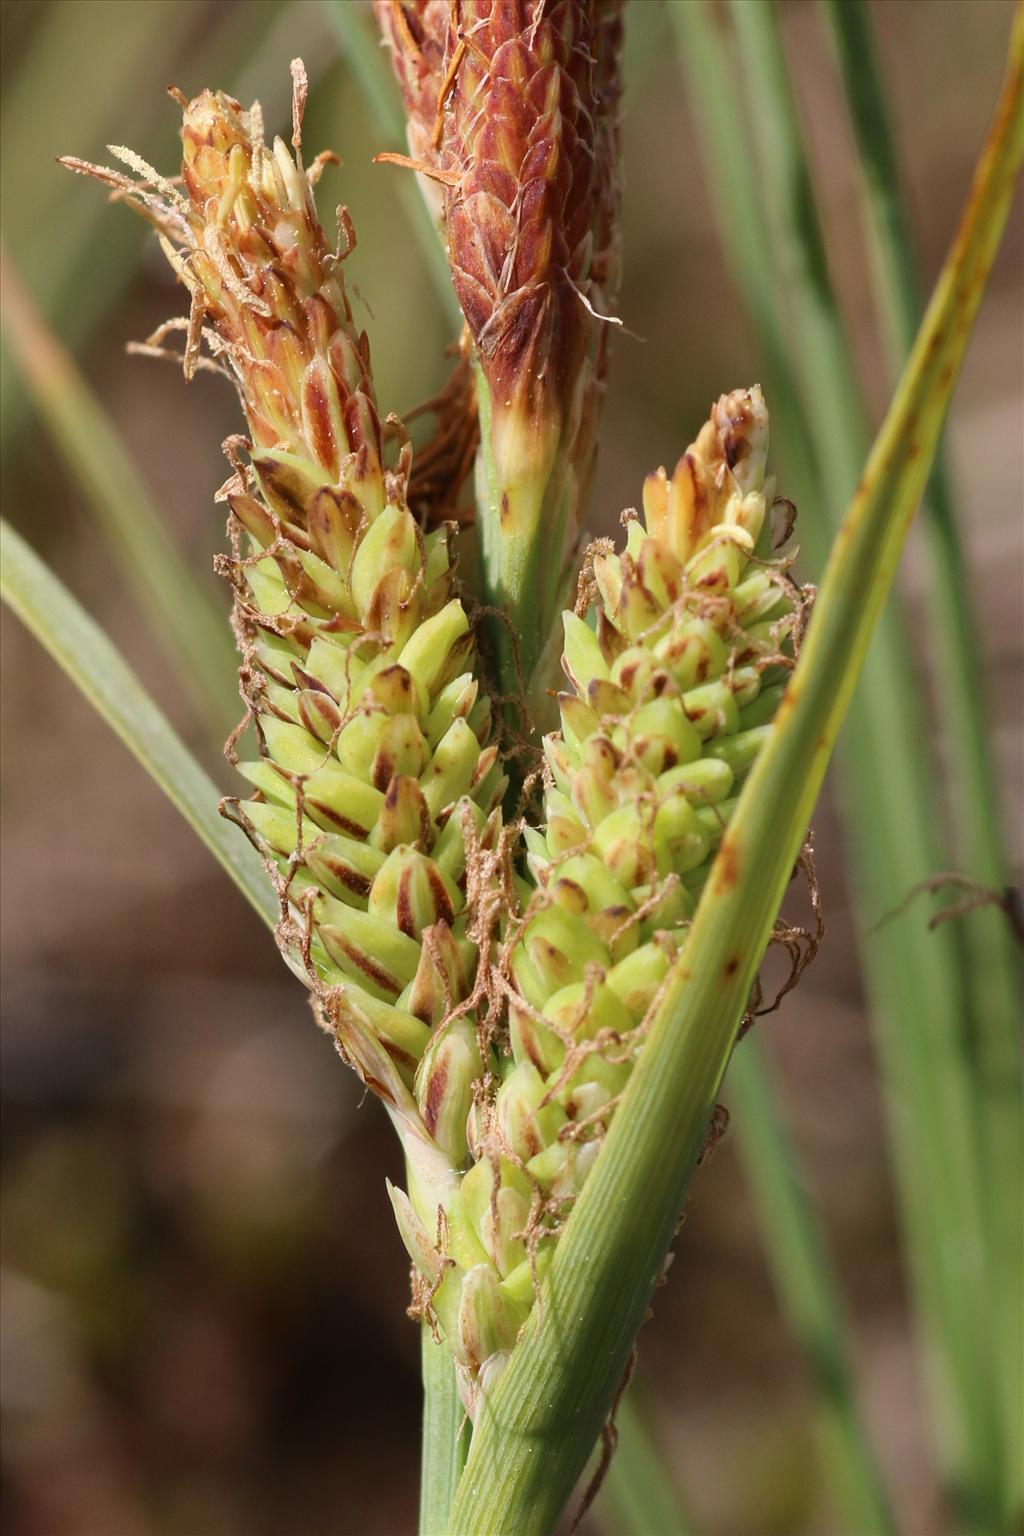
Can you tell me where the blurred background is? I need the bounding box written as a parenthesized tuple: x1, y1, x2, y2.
(1, 2, 1020, 1533)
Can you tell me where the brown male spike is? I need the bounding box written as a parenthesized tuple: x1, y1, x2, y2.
(378, 0, 625, 695)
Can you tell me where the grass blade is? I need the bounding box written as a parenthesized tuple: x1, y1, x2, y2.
(447, 24, 1023, 1529)
(0, 519, 275, 933)
(666, 7, 893, 1527)
(666, 0, 820, 519)
(1, 253, 239, 738)
(726, 1039, 893, 1535)
(419, 1329, 471, 1536)
(822, 4, 1023, 1514)
(727, 1, 1012, 1520)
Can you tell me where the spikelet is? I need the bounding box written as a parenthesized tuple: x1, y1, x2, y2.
(391, 387, 806, 1411)
(378, 0, 625, 683)
(62, 71, 508, 1170)
(69, 60, 804, 1428)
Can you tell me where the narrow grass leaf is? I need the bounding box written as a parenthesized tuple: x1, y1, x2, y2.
(447, 28, 1023, 1530)
(726, 1038, 893, 1535)
(666, 0, 820, 519)
(666, 7, 894, 1526)
(728, 2, 1012, 1519)
(822, 6, 1023, 1510)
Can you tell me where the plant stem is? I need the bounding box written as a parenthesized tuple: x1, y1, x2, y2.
(727, 1038, 894, 1536)
(419, 1326, 470, 1536)
(822, 5, 1023, 1517)
(447, 34, 1023, 1527)
(1, 252, 239, 738)
(0, 519, 276, 931)
(471, 357, 575, 714)
(728, 3, 1009, 1522)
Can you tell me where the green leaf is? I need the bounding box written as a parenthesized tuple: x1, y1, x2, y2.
(725, 3, 1014, 1520)
(666, 7, 892, 1527)
(0, 518, 276, 934)
(419, 1327, 470, 1536)
(822, 5, 1023, 1515)
(446, 18, 1023, 1530)
(727, 1039, 893, 1535)
(666, 0, 820, 521)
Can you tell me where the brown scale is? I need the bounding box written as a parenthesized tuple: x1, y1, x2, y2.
(377, 0, 625, 528)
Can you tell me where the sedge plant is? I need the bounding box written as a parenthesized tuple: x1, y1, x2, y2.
(2, 6, 1019, 1534)
(61, 60, 805, 1419)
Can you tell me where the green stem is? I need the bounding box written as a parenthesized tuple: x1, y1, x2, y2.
(419, 1328, 470, 1536)
(728, 1039, 894, 1536)
(728, 3, 1006, 1523)
(471, 359, 573, 712)
(1, 253, 239, 738)
(448, 30, 1023, 1528)
(822, 4, 1023, 1517)
(0, 519, 276, 932)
